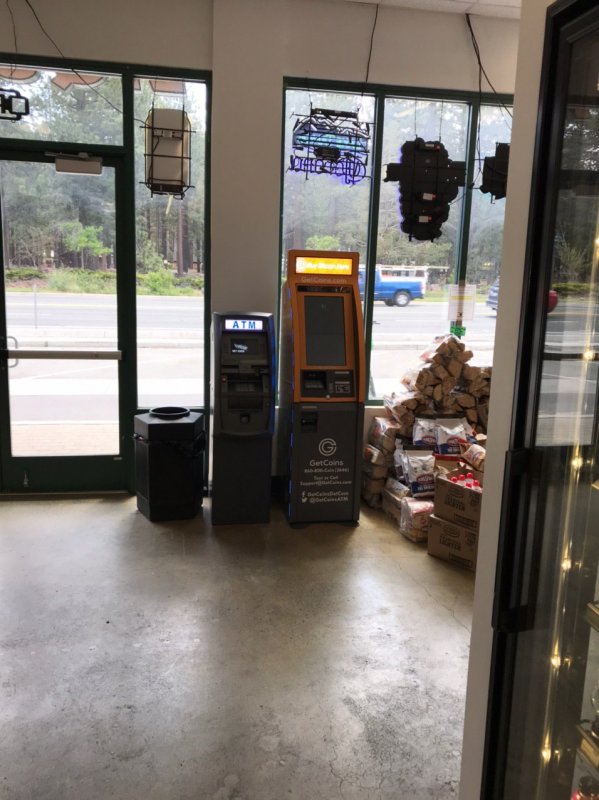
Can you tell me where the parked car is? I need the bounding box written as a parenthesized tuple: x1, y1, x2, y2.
(486, 279, 558, 313)
(358, 266, 425, 307)
(486, 280, 500, 311)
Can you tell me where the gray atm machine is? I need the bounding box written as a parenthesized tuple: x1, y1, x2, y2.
(210, 312, 275, 524)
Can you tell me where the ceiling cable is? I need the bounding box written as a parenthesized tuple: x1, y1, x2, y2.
(364, 3, 380, 86)
(19, 0, 127, 118)
(465, 13, 513, 121)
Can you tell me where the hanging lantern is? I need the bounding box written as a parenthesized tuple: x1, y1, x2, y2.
(143, 107, 192, 198)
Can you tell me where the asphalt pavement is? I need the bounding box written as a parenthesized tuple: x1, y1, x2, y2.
(3, 293, 598, 432)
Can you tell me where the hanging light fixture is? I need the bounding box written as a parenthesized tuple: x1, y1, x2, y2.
(143, 107, 193, 198)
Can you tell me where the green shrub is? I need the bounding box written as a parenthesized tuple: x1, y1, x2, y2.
(136, 270, 204, 295)
(75, 270, 116, 294)
(46, 268, 116, 294)
(6, 267, 45, 281)
(136, 231, 165, 273)
(174, 275, 204, 291)
(47, 270, 81, 292)
(553, 282, 597, 297)
(143, 268, 175, 294)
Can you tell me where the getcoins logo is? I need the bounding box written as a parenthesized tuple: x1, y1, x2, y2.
(318, 438, 337, 456)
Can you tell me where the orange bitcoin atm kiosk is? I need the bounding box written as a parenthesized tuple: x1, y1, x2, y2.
(280, 250, 365, 525)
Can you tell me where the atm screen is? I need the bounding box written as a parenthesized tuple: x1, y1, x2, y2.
(304, 296, 346, 366)
(230, 338, 261, 355)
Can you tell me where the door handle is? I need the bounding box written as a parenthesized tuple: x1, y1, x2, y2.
(7, 336, 18, 367)
(493, 447, 544, 633)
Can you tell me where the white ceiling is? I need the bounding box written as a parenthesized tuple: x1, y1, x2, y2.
(339, 0, 520, 20)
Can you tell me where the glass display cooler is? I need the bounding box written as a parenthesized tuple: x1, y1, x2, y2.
(482, 1, 599, 798)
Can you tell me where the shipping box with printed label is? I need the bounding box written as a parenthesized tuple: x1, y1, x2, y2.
(427, 514, 478, 571)
(433, 468, 483, 532)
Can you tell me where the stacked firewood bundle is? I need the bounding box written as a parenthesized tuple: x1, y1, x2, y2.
(385, 335, 492, 433)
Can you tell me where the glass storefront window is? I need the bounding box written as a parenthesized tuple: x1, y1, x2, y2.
(281, 86, 513, 405)
(282, 89, 375, 271)
(133, 77, 208, 408)
(370, 97, 469, 399)
(466, 104, 513, 369)
(1, 159, 120, 458)
(0, 65, 123, 145)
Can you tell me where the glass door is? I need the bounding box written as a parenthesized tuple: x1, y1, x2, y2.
(0, 155, 130, 491)
(483, 2, 599, 798)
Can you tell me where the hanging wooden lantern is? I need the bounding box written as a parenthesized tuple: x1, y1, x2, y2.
(144, 107, 192, 198)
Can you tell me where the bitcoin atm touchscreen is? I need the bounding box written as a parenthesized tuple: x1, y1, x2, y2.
(280, 250, 365, 525)
(304, 295, 346, 365)
(298, 287, 355, 399)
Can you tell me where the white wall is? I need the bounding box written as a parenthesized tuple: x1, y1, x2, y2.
(285, 0, 518, 92)
(0, 0, 212, 68)
(211, 0, 519, 316)
(458, 1, 552, 797)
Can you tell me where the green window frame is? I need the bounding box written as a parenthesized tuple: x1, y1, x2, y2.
(0, 53, 211, 491)
(281, 77, 513, 404)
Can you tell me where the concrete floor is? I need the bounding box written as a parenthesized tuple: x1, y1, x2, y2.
(0, 497, 474, 800)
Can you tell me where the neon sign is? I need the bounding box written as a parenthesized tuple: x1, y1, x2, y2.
(295, 256, 354, 275)
(288, 154, 366, 185)
(0, 88, 30, 121)
(289, 108, 370, 186)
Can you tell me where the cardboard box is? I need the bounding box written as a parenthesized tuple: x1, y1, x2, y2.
(427, 514, 478, 571)
(433, 468, 483, 532)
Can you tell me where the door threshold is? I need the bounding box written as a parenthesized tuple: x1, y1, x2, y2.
(0, 490, 132, 500)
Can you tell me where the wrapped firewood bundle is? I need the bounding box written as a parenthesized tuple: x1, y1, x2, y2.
(398, 336, 493, 433)
(362, 460, 388, 481)
(380, 397, 417, 437)
(401, 367, 420, 391)
(361, 471, 385, 509)
(477, 400, 490, 431)
(368, 415, 403, 453)
(468, 368, 492, 398)
(420, 334, 465, 362)
(384, 476, 411, 501)
(363, 443, 393, 467)
(363, 443, 394, 481)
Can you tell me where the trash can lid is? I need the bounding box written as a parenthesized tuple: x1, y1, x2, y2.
(149, 406, 190, 420)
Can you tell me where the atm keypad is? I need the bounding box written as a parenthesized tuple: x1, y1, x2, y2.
(334, 381, 351, 394)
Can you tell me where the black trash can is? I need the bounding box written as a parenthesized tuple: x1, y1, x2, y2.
(134, 407, 205, 522)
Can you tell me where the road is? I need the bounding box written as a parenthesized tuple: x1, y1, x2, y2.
(3, 294, 598, 435)
(5, 292, 499, 341)
(7, 292, 596, 345)
(5, 293, 205, 343)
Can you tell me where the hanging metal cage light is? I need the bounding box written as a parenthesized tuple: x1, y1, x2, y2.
(143, 107, 193, 198)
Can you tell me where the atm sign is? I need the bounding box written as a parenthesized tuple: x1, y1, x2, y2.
(224, 319, 263, 331)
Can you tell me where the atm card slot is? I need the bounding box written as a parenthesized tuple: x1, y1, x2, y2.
(228, 380, 259, 392)
(227, 396, 264, 410)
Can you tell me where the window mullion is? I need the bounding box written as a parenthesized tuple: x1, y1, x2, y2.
(454, 99, 481, 289)
(364, 91, 386, 403)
